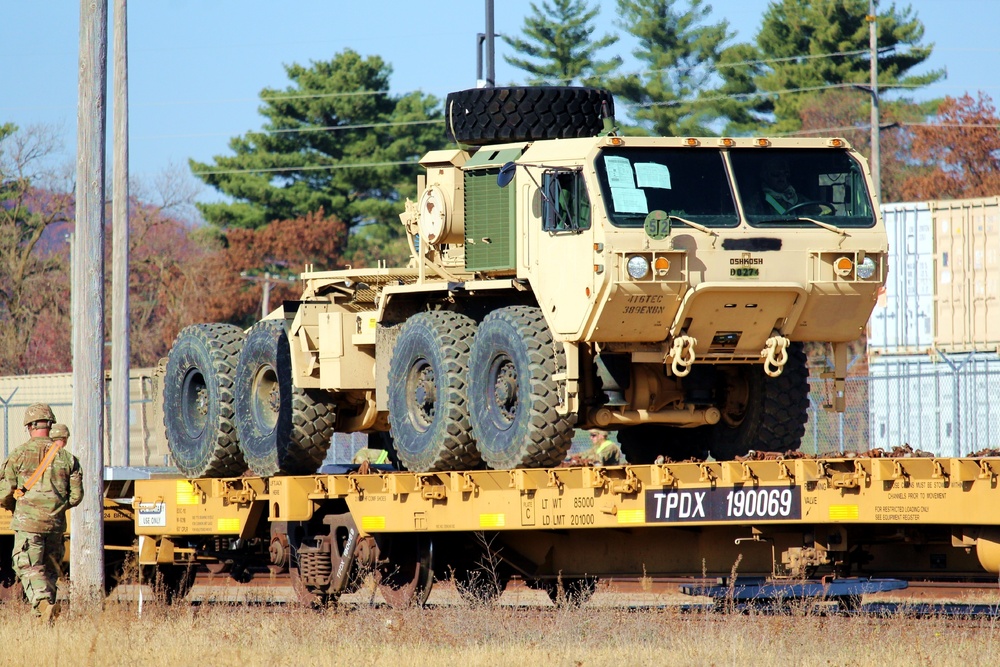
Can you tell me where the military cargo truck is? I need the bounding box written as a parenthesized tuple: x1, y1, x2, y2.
(163, 87, 888, 478)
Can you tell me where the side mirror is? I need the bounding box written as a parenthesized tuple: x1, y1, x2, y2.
(497, 161, 517, 188)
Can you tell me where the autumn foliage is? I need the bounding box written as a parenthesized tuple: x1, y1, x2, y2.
(191, 210, 348, 327)
(900, 92, 1000, 201)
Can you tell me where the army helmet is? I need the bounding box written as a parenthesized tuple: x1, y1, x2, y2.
(23, 403, 56, 427)
(50, 423, 70, 440)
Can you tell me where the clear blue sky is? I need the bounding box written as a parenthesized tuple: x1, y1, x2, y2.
(2, 0, 997, 206)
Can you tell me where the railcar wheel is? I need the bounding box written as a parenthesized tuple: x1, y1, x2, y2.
(377, 536, 433, 608)
(453, 560, 511, 606)
(163, 323, 247, 477)
(144, 563, 196, 605)
(707, 343, 809, 460)
(235, 320, 335, 476)
(388, 311, 479, 472)
(533, 576, 597, 607)
(445, 86, 614, 145)
(468, 306, 575, 470)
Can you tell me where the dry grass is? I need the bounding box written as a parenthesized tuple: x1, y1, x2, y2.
(2, 595, 1000, 667)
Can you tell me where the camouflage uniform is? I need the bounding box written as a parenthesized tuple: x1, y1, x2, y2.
(0, 419, 83, 617)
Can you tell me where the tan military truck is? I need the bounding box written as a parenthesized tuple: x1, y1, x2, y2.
(163, 87, 888, 478)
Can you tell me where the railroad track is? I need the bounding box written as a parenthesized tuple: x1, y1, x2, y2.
(108, 567, 1000, 613)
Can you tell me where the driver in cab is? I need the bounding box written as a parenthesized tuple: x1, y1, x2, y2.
(755, 158, 799, 214)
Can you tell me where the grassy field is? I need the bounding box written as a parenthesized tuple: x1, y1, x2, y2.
(2, 595, 1000, 667)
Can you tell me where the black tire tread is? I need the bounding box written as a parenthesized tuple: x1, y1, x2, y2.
(709, 343, 809, 460)
(445, 87, 613, 146)
(235, 320, 336, 476)
(388, 311, 480, 472)
(163, 323, 247, 478)
(470, 306, 575, 470)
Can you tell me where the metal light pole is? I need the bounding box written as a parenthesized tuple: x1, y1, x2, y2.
(868, 0, 881, 203)
(112, 0, 130, 469)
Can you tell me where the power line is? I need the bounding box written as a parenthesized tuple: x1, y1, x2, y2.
(189, 119, 1000, 176)
(141, 119, 442, 141)
(623, 81, 927, 109)
(192, 160, 418, 176)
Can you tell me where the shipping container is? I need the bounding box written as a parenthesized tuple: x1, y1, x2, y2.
(868, 202, 935, 354)
(933, 196, 1000, 353)
(868, 352, 1000, 457)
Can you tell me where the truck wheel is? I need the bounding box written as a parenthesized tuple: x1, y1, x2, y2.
(708, 343, 809, 460)
(163, 323, 248, 477)
(445, 86, 614, 146)
(235, 320, 335, 477)
(388, 311, 480, 472)
(468, 306, 575, 470)
(618, 424, 707, 464)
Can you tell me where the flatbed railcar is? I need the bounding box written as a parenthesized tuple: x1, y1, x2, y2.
(130, 455, 1000, 606)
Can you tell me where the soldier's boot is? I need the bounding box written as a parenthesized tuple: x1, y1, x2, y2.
(38, 599, 60, 624)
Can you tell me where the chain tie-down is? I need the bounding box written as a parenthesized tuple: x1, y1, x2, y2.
(670, 335, 697, 377)
(761, 335, 790, 377)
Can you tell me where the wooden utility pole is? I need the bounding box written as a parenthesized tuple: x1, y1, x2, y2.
(112, 0, 130, 468)
(72, 0, 108, 607)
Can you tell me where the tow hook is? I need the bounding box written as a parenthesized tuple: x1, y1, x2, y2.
(761, 335, 790, 377)
(670, 335, 697, 377)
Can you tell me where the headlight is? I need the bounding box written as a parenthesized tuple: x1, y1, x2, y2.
(626, 255, 650, 280)
(856, 256, 877, 279)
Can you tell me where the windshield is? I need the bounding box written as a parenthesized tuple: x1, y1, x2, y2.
(594, 148, 739, 229)
(730, 148, 876, 228)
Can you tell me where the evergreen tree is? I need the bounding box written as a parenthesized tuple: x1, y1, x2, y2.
(755, 0, 943, 132)
(502, 0, 621, 86)
(608, 0, 756, 136)
(190, 50, 442, 265)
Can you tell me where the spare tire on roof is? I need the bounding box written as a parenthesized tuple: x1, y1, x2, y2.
(445, 86, 614, 146)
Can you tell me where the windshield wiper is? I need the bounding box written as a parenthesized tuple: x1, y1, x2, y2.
(669, 215, 720, 247)
(757, 215, 849, 236)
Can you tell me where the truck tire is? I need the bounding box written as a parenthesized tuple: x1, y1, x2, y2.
(445, 86, 614, 146)
(618, 424, 707, 464)
(387, 311, 480, 472)
(708, 343, 809, 460)
(468, 306, 575, 469)
(163, 323, 248, 478)
(234, 320, 335, 477)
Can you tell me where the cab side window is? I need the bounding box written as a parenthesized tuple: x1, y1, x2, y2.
(542, 170, 591, 232)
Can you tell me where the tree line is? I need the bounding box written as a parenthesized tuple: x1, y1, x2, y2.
(3, 0, 999, 374)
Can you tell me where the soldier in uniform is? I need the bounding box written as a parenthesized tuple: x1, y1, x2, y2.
(0, 405, 83, 622)
(586, 429, 621, 466)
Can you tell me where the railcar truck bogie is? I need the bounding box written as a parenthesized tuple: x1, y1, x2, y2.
(162, 86, 887, 474)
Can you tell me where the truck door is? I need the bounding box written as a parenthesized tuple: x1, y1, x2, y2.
(527, 169, 596, 336)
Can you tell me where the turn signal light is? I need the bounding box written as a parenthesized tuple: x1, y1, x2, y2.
(834, 256, 854, 277)
(654, 257, 671, 276)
